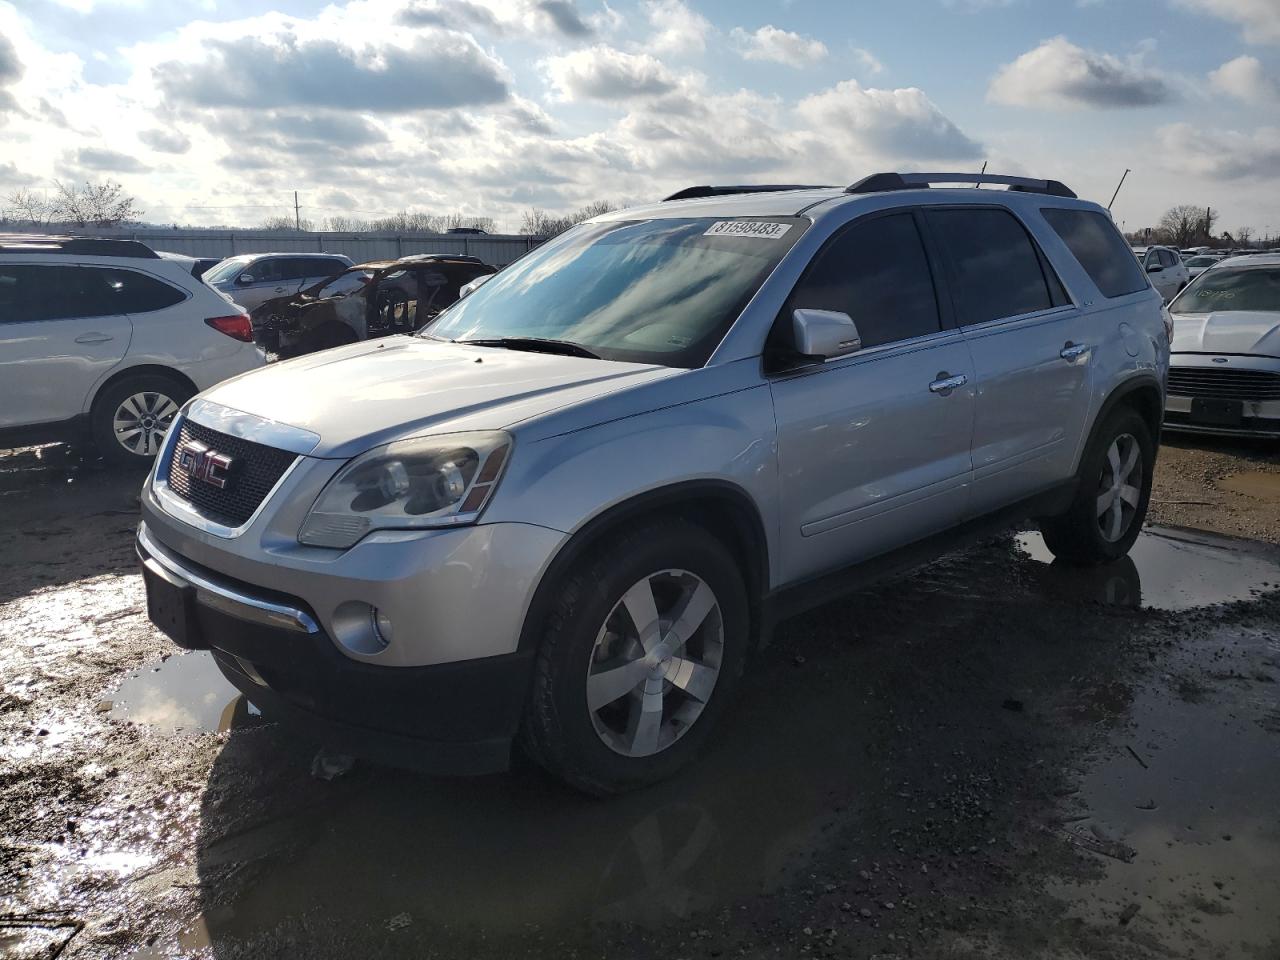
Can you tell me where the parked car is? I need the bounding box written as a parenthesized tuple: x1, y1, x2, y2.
(204, 252, 353, 313)
(1184, 254, 1224, 279)
(157, 251, 224, 280)
(251, 255, 495, 356)
(0, 235, 264, 463)
(1164, 253, 1280, 437)
(1132, 245, 1190, 301)
(137, 172, 1167, 794)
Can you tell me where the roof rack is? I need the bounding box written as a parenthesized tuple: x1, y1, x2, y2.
(663, 184, 832, 202)
(0, 234, 160, 259)
(845, 172, 1077, 199)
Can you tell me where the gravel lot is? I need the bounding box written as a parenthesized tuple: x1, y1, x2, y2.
(1, 436, 1278, 960)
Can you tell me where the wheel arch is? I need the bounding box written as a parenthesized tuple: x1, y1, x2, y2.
(516, 480, 771, 656)
(1078, 374, 1164, 472)
(87, 363, 199, 418)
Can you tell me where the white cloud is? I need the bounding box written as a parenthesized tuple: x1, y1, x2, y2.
(543, 44, 679, 100)
(853, 48, 884, 75)
(729, 25, 827, 66)
(645, 0, 712, 56)
(1173, 0, 1280, 45)
(1157, 122, 1280, 179)
(1209, 54, 1279, 102)
(988, 36, 1177, 109)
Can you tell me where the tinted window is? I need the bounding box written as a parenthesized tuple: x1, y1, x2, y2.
(0, 264, 37, 322)
(1160, 249, 1179, 268)
(787, 213, 940, 348)
(927, 208, 1052, 325)
(1041, 208, 1148, 299)
(96, 268, 186, 314)
(1170, 267, 1280, 315)
(0, 265, 119, 322)
(302, 257, 344, 278)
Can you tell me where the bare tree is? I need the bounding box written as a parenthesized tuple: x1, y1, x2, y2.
(3, 187, 52, 226)
(50, 180, 142, 227)
(1236, 226, 1254, 247)
(1158, 204, 1217, 248)
(259, 214, 315, 231)
(323, 215, 372, 232)
(520, 201, 617, 237)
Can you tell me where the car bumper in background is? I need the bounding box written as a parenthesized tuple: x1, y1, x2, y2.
(137, 526, 535, 774)
(1164, 356, 1280, 437)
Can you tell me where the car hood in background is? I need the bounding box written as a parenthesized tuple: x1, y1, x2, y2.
(1171, 311, 1280, 357)
(195, 337, 679, 458)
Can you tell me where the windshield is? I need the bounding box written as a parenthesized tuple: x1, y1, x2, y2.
(1171, 266, 1280, 314)
(1187, 257, 1220, 267)
(424, 216, 805, 367)
(203, 257, 249, 284)
(317, 270, 372, 299)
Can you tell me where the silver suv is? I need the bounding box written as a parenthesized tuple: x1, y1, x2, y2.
(137, 173, 1170, 794)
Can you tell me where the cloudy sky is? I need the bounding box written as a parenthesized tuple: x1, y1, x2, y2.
(0, 0, 1277, 235)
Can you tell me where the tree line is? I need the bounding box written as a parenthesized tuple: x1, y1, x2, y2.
(2, 180, 141, 228)
(1128, 204, 1270, 250)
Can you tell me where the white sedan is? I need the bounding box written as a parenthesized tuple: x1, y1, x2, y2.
(1184, 254, 1224, 280)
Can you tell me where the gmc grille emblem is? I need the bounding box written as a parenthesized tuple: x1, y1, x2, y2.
(177, 440, 235, 490)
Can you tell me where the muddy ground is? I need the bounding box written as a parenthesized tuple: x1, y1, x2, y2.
(1, 436, 1278, 960)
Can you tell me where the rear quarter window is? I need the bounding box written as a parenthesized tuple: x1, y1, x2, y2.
(96, 268, 187, 314)
(1041, 208, 1148, 299)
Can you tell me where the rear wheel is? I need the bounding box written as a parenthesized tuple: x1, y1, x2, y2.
(91, 373, 193, 465)
(521, 519, 748, 795)
(1039, 407, 1154, 565)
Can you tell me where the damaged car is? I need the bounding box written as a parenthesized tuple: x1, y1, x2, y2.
(252, 255, 496, 356)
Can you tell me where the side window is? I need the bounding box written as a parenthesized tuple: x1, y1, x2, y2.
(1161, 249, 1179, 269)
(95, 268, 186, 314)
(926, 208, 1053, 325)
(0, 264, 37, 322)
(1040, 208, 1148, 298)
(786, 212, 941, 349)
(306, 257, 343, 279)
(39, 265, 116, 320)
(248, 258, 282, 283)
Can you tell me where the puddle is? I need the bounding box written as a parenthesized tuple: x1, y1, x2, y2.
(1048, 629, 1280, 955)
(104, 652, 264, 735)
(1217, 471, 1280, 502)
(1017, 525, 1280, 611)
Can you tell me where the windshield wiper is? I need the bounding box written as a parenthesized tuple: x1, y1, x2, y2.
(457, 337, 602, 360)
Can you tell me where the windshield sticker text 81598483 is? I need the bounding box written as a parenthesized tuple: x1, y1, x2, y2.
(703, 221, 792, 240)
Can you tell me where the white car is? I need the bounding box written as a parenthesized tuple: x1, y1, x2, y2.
(1184, 254, 1224, 280)
(0, 235, 265, 463)
(204, 252, 353, 313)
(1165, 254, 1280, 437)
(1133, 245, 1190, 302)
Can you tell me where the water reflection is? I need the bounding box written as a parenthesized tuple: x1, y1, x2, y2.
(105, 652, 263, 735)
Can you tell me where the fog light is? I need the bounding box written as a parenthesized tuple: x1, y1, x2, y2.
(371, 608, 394, 648)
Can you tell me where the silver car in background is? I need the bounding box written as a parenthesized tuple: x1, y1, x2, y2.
(1165, 254, 1280, 437)
(205, 252, 353, 312)
(137, 173, 1168, 794)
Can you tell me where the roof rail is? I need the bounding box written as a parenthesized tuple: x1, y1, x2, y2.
(0, 234, 160, 259)
(399, 253, 485, 265)
(845, 172, 1077, 199)
(663, 184, 832, 202)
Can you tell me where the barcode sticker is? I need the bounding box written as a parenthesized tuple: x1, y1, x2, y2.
(703, 221, 792, 240)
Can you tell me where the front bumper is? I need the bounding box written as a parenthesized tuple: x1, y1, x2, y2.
(1164, 355, 1280, 438)
(137, 526, 534, 774)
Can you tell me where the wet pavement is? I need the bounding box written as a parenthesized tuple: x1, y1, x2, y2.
(1, 443, 1278, 959)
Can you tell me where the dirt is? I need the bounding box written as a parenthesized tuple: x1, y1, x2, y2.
(1149, 433, 1280, 543)
(1, 440, 1278, 960)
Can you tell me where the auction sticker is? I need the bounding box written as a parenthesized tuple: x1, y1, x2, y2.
(703, 221, 792, 240)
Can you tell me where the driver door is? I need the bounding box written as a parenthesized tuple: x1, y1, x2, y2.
(769, 210, 976, 585)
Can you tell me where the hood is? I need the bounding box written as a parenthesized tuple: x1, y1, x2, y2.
(197, 337, 678, 457)
(1171, 311, 1280, 357)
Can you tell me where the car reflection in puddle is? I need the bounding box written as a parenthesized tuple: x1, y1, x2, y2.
(104, 651, 264, 735)
(117, 526, 1280, 956)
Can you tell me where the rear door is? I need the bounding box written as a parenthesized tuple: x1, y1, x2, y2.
(297, 256, 347, 290)
(769, 209, 976, 584)
(924, 206, 1091, 514)
(0, 263, 131, 429)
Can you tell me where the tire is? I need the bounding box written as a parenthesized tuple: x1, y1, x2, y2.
(90, 373, 194, 466)
(1039, 407, 1155, 565)
(520, 519, 749, 796)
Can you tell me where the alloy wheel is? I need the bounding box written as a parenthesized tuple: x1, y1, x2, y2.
(1096, 432, 1143, 543)
(586, 569, 724, 758)
(112, 391, 179, 457)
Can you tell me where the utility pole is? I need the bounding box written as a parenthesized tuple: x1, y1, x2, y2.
(294, 191, 301, 232)
(1107, 168, 1130, 211)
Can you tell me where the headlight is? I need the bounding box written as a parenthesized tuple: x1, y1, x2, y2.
(298, 432, 511, 548)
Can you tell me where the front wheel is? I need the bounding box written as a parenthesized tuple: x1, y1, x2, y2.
(91, 374, 194, 465)
(1039, 407, 1154, 565)
(520, 519, 749, 795)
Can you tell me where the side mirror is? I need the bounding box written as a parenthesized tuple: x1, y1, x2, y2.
(238, 273, 256, 285)
(1146, 263, 1163, 274)
(459, 273, 494, 299)
(791, 308, 862, 360)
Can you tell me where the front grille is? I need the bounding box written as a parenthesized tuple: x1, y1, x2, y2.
(1167, 367, 1280, 402)
(166, 420, 297, 527)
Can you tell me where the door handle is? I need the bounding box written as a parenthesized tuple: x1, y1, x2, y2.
(929, 373, 968, 394)
(1060, 342, 1090, 361)
(74, 333, 112, 344)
